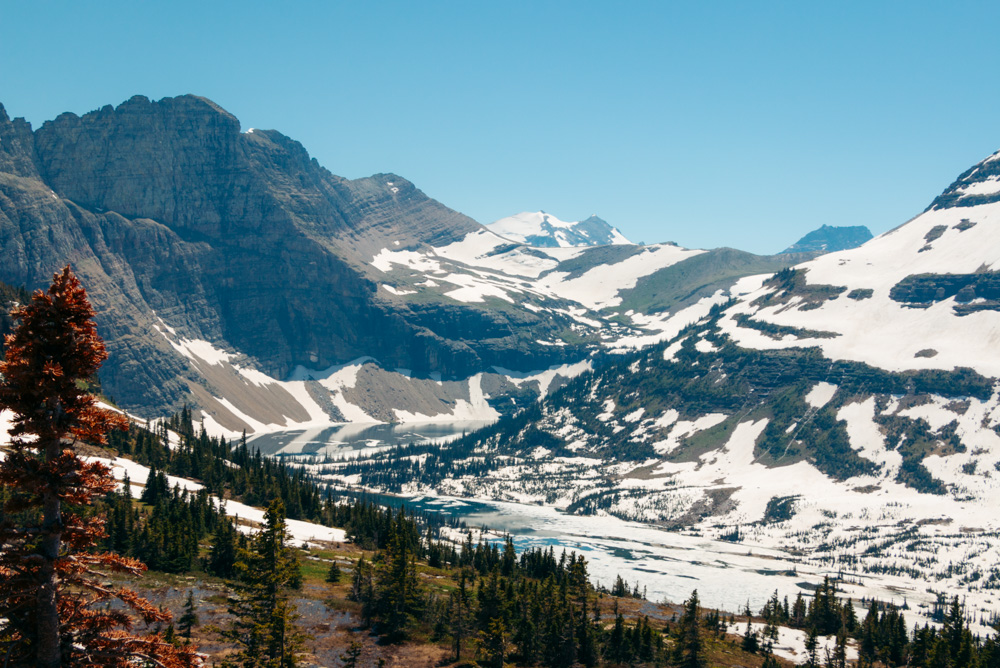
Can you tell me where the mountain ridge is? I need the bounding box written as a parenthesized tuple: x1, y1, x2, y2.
(780, 224, 873, 254)
(488, 211, 632, 247)
(0, 95, 837, 432)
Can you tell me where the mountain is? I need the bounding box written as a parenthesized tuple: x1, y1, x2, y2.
(334, 147, 1000, 618)
(488, 211, 632, 247)
(780, 224, 873, 254)
(0, 95, 580, 428)
(0, 95, 812, 433)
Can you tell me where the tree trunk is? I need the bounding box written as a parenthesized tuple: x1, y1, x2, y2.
(37, 436, 63, 668)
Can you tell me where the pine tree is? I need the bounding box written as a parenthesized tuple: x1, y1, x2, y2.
(178, 590, 199, 640)
(351, 555, 375, 618)
(480, 617, 513, 668)
(675, 590, 706, 668)
(207, 518, 240, 578)
(606, 602, 627, 664)
(222, 498, 306, 667)
(450, 569, 474, 661)
(326, 559, 342, 583)
(742, 601, 760, 654)
(803, 626, 820, 668)
(371, 514, 424, 639)
(0, 266, 196, 667)
(826, 630, 848, 668)
(340, 641, 363, 668)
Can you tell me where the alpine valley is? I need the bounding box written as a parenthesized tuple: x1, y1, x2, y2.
(2, 94, 1000, 627)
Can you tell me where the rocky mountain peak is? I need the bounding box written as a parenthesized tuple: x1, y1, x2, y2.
(488, 211, 631, 247)
(33, 95, 247, 231)
(780, 224, 873, 254)
(0, 104, 41, 179)
(927, 149, 1000, 210)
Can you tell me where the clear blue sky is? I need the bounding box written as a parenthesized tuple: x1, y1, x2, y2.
(2, 1, 998, 254)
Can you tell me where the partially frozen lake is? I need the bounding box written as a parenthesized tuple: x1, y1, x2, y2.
(252, 422, 953, 625)
(394, 494, 933, 617)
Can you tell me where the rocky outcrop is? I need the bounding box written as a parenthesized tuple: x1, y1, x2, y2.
(928, 151, 1000, 210)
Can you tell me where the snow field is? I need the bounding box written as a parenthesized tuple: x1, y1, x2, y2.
(723, 201, 1000, 377)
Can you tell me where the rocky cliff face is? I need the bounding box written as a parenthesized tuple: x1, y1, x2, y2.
(0, 95, 581, 419)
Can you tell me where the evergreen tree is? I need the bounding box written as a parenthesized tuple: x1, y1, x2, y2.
(339, 641, 363, 668)
(803, 626, 820, 668)
(351, 555, 375, 619)
(0, 266, 195, 667)
(178, 590, 199, 640)
(792, 593, 808, 627)
(164, 623, 178, 647)
(480, 617, 513, 668)
(370, 513, 424, 639)
(675, 590, 706, 668)
(208, 518, 240, 578)
(450, 569, 474, 661)
(326, 559, 342, 583)
(222, 498, 305, 668)
(742, 601, 760, 654)
(826, 630, 848, 668)
(605, 603, 627, 664)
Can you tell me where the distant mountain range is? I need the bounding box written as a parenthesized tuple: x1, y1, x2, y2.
(0, 94, 819, 431)
(488, 211, 631, 247)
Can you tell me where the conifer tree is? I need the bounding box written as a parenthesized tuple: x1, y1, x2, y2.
(675, 590, 706, 668)
(222, 498, 305, 667)
(326, 558, 342, 583)
(803, 626, 820, 668)
(605, 603, 627, 664)
(450, 568, 474, 661)
(208, 517, 241, 578)
(742, 601, 760, 654)
(0, 266, 195, 667)
(340, 641, 363, 668)
(178, 590, 199, 640)
(371, 514, 424, 639)
(351, 554, 375, 617)
(480, 617, 513, 668)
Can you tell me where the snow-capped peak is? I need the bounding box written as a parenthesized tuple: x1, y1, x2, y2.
(488, 211, 632, 247)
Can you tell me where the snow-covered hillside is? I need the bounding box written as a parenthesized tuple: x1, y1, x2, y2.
(488, 211, 632, 247)
(725, 169, 1000, 378)
(319, 147, 1000, 627)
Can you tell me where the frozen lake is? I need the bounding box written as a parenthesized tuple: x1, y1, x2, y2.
(393, 494, 931, 616)
(253, 421, 943, 621)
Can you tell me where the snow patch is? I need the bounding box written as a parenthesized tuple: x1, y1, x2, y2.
(804, 382, 838, 409)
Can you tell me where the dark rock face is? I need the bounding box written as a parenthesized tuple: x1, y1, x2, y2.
(889, 272, 1000, 315)
(0, 95, 577, 416)
(781, 224, 873, 254)
(928, 153, 1000, 210)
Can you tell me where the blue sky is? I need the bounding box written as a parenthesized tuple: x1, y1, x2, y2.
(1, 1, 998, 253)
